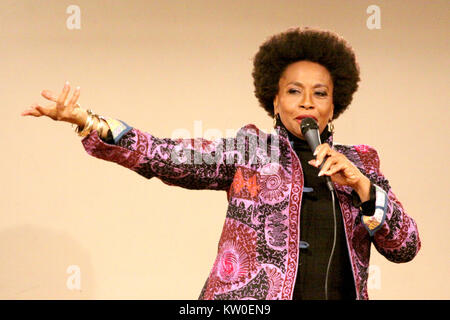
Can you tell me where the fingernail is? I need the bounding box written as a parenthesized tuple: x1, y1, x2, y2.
(318, 171, 323, 177)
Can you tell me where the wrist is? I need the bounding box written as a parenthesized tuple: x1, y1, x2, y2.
(353, 176, 371, 202)
(73, 107, 88, 127)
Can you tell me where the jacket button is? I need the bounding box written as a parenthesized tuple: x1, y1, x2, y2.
(299, 241, 310, 249)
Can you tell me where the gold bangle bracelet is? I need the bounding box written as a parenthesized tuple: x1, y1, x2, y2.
(78, 109, 95, 137)
(96, 115, 104, 138)
(72, 104, 108, 139)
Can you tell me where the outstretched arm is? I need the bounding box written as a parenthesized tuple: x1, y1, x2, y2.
(22, 81, 240, 191)
(81, 121, 240, 191)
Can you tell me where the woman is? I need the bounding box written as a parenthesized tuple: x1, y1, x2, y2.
(21, 27, 420, 300)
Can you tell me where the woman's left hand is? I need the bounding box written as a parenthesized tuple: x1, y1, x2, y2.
(308, 143, 368, 190)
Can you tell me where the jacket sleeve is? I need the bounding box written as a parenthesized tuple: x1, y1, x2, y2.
(81, 117, 241, 191)
(356, 145, 421, 263)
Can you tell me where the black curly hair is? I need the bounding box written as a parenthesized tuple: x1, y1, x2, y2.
(252, 26, 361, 120)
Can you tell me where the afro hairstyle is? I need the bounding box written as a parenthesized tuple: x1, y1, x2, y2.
(252, 26, 361, 120)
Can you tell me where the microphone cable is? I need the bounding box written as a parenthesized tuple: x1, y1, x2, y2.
(324, 187, 337, 300)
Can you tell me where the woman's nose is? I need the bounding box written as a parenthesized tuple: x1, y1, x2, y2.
(300, 92, 314, 109)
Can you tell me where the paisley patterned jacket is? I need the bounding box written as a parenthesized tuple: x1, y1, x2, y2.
(81, 118, 421, 300)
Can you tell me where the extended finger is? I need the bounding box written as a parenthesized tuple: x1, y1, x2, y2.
(21, 104, 45, 117)
(20, 106, 38, 117)
(57, 81, 71, 107)
(66, 86, 81, 108)
(41, 89, 57, 102)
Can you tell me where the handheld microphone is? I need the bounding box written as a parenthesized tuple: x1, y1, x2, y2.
(300, 117, 334, 192)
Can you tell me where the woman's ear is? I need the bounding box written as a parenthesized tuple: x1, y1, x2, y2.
(273, 95, 279, 115)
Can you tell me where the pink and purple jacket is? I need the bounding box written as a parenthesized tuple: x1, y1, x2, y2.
(81, 118, 421, 300)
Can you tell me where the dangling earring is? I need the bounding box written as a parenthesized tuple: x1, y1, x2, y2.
(273, 113, 280, 128)
(327, 120, 335, 134)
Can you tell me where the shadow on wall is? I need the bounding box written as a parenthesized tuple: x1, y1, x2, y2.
(0, 224, 94, 299)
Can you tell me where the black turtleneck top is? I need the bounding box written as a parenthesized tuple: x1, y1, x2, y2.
(284, 125, 357, 300)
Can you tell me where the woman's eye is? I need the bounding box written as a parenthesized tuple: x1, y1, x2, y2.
(287, 89, 327, 97)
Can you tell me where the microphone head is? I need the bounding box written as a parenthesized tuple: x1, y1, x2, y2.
(300, 117, 319, 136)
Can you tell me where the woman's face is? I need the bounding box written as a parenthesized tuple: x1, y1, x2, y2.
(273, 60, 334, 140)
